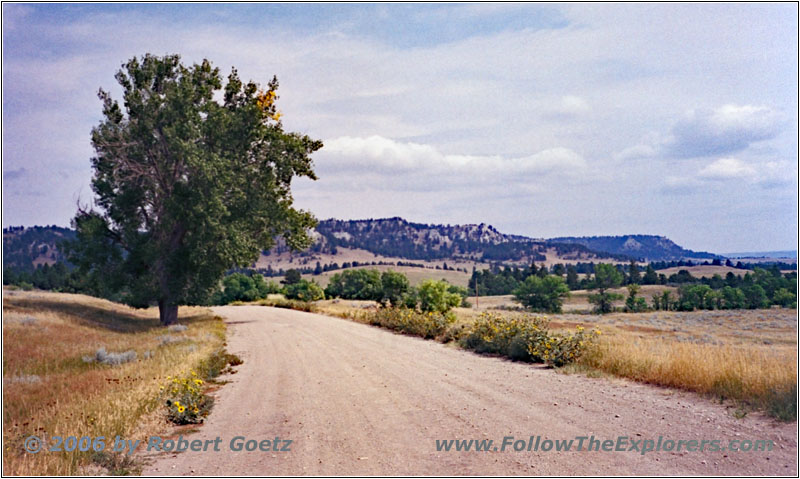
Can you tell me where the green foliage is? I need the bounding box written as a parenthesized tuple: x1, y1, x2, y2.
(721, 286, 746, 309)
(212, 272, 282, 304)
(324, 269, 382, 300)
(379, 270, 410, 307)
(468, 266, 523, 295)
(418, 279, 462, 313)
(772, 288, 797, 308)
(642, 264, 659, 285)
(461, 312, 599, 367)
(766, 385, 797, 422)
(447, 284, 471, 307)
(588, 263, 624, 314)
(627, 260, 641, 284)
(64, 53, 321, 324)
(512, 275, 570, 313)
(593, 263, 624, 290)
(401, 286, 419, 309)
(162, 372, 212, 425)
(363, 308, 455, 339)
(677, 284, 713, 310)
(742, 284, 769, 309)
(285, 279, 325, 302)
(566, 265, 579, 290)
(624, 284, 648, 312)
(256, 296, 318, 312)
(282, 269, 302, 285)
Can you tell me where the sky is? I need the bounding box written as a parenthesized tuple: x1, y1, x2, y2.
(2, 3, 798, 254)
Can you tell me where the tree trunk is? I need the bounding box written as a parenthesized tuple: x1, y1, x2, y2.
(158, 299, 179, 325)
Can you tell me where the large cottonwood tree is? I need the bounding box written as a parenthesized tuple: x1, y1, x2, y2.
(67, 54, 321, 324)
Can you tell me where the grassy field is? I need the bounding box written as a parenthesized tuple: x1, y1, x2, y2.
(571, 308, 797, 419)
(466, 285, 678, 313)
(2, 289, 228, 475)
(656, 264, 748, 278)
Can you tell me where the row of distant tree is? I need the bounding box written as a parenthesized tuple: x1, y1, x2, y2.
(251, 260, 468, 278)
(469, 260, 797, 294)
(4, 258, 795, 313)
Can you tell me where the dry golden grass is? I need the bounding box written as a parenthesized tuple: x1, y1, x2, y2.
(2, 289, 226, 475)
(657, 265, 746, 278)
(582, 332, 796, 414)
(554, 308, 797, 417)
(464, 285, 678, 313)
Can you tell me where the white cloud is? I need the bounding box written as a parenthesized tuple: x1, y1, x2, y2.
(666, 104, 783, 158)
(613, 144, 657, 161)
(698, 157, 756, 180)
(317, 136, 587, 184)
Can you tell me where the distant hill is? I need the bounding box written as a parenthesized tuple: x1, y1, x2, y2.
(307, 217, 626, 263)
(547, 235, 721, 261)
(3, 225, 75, 271)
(724, 250, 797, 259)
(3, 220, 722, 274)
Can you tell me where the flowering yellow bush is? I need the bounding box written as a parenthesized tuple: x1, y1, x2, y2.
(366, 307, 454, 339)
(461, 312, 548, 360)
(528, 325, 601, 367)
(162, 371, 213, 425)
(462, 312, 600, 367)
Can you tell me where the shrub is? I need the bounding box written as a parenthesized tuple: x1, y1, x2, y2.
(162, 349, 243, 425)
(257, 296, 318, 312)
(379, 270, 410, 306)
(461, 313, 548, 359)
(527, 326, 598, 367)
(365, 307, 455, 339)
(418, 279, 462, 313)
(82, 347, 137, 366)
(325, 269, 382, 300)
(512, 275, 570, 313)
(162, 372, 212, 425)
(461, 312, 599, 367)
(285, 280, 325, 302)
(211, 273, 284, 305)
(766, 384, 797, 422)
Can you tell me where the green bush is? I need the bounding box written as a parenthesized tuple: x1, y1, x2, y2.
(461, 312, 599, 367)
(512, 275, 570, 313)
(256, 296, 318, 312)
(418, 279, 462, 313)
(380, 270, 410, 306)
(527, 326, 597, 367)
(364, 307, 455, 339)
(212, 272, 282, 304)
(324, 269, 382, 300)
(285, 279, 325, 302)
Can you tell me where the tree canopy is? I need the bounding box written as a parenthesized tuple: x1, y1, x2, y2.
(66, 54, 321, 323)
(513, 275, 570, 313)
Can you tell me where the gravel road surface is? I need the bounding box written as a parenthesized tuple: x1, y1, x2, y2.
(142, 305, 797, 475)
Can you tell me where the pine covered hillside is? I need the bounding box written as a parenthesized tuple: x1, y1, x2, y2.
(3, 226, 75, 270)
(3, 220, 725, 275)
(547, 235, 721, 261)
(262, 217, 626, 266)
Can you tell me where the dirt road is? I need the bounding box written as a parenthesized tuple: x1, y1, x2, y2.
(142, 306, 797, 475)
